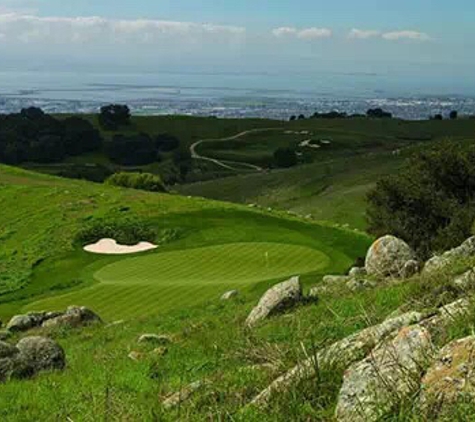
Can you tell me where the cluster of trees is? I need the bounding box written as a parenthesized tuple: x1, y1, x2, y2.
(106, 172, 167, 192)
(0, 107, 102, 164)
(290, 108, 392, 121)
(273, 148, 298, 168)
(99, 104, 131, 130)
(367, 141, 475, 258)
(105, 133, 180, 166)
(430, 111, 458, 120)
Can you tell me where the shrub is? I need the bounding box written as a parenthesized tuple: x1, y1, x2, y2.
(105, 172, 167, 192)
(367, 141, 475, 258)
(76, 217, 157, 246)
(273, 148, 298, 168)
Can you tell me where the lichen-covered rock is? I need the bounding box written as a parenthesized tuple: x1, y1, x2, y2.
(6, 313, 44, 332)
(322, 275, 351, 284)
(220, 290, 239, 301)
(402, 260, 421, 279)
(162, 380, 207, 409)
(335, 325, 433, 422)
(245, 276, 302, 328)
(346, 279, 377, 292)
(138, 334, 172, 345)
(16, 336, 65, 373)
(348, 267, 367, 278)
(0, 341, 19, 359)
(128, 351, 147, 362)
(420, 336, 475, 417)
(365, 235, 416, 279)
(42, 306, 102, 329)
(424, 237, 475, 275)
(452, 269, 475, 289)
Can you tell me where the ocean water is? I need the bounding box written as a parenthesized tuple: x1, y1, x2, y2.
(1, 70, 475, 120)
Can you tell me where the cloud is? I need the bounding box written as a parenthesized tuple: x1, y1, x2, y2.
(348, 29, 381, 39)
(0, 13, 246, 45)
(382, 30, 431, 41)
(272, 26, 332, 40)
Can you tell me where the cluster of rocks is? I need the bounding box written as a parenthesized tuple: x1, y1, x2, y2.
(128, 334, 173, 362)
(0, 336, 65, 382)
(6, 306, 102, 333)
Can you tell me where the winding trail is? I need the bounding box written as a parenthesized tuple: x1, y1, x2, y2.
(190, 128, 283, 172)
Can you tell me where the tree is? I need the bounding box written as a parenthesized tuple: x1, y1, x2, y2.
(450, 110, 458, 120)
(273, 148, 298, 168)
(367, 108, 392, 119)
(432, 114, 443, 121)
(289, 115, 297, 121)
(297, 114, 306, 120)
(105, 133, 157, 165)
(155, 133, 180, 152)
(62, 117, 102, 156)
(367, 141, 475, 258)
(99, 104, 131, 130)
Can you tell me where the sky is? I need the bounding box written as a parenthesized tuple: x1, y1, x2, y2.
(0, 0, 474, 91)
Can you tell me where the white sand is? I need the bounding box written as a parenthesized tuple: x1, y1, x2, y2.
(84, 238, 158, 255)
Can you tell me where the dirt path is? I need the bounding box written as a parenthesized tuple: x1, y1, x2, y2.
(190, 128, 283, 172)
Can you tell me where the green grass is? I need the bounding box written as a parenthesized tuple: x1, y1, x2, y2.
(0, 164, 370, 321)
(25, 242, 329, 320)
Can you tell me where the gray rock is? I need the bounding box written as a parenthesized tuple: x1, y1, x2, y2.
(16, 336, 65, 373)
(402, 260, 421, 279)
(162, 380, 207, 410)
(452, 269, 475, 289)
(42, 306, 102, 329)
(250, 310, 425, 408)
(424, 237, 475, 275)
(6, 313, 43, 332)
(0, 341, 19, 359)
(420, 336, 475, 417)
(346, 279, 377, 292)
(138, 334, 172, 345)
(365, 235, 416, 279)
(220, 290, 239, 301)
(245, 276, 302, 328)
(348, 267, 367, 278)
(322, 275, 351, 284)
(335, 325, 434, 422)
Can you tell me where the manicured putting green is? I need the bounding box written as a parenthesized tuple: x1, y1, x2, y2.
(26, 242, 329, 320)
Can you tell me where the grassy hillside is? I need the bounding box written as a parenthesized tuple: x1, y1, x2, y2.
(0, 164, 370, 320)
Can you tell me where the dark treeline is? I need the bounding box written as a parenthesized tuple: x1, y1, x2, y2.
(0, 105, 181, 167)
(0, 107, 102, 164)
(290, 108, 393, 121)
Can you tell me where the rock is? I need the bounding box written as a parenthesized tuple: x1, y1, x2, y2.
(335, 325, 434, 422)
(365, 235, 415, 279)
(308, 285, 324, 298)
(348, 267, 367, 278)
(420, 336, 475, 417)
(0, 341, 19, 359)
(220, 290, 239, 301)
(7, 313, 44, 332)
(42, 306, 102, 329)
(424, 237, 475, 275)
(138, 334, 172, 346)
(402, 259, 421, 278)
(250, 310, 425, 408)
(105, 320, 125, 328)
(16, 336, 66, 373)
(128, 351, 147, 362)
(346, 279, 377, 292)
(0, 331, 11, 341)
(162, 380, 207, 410)
(245, 276, 302, 328)
(452, 269, 475, 289)
(322, 275, 351, 284)
(151, 347, 168, 357)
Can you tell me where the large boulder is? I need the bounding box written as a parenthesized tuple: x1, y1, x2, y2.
(420, 336, 475, 418)
(220, 290, 239, 301)
(6, 313, 45, 332)
(245, 277, 302, 328)
(16, 336, 65, 373)
(424, 237, 475, 275)
(365, 235, 416, 279)
(335, 325, 433, 422)
(42, 306, 102, 329)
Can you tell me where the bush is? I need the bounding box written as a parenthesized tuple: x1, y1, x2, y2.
(106, 172, 167, 192)
(274, 148, 298, 168)
(367, 141, 475, 258)
(76, 217, 157, 246)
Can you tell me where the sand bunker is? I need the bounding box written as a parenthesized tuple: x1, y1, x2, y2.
(84, 238, 158, 255)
